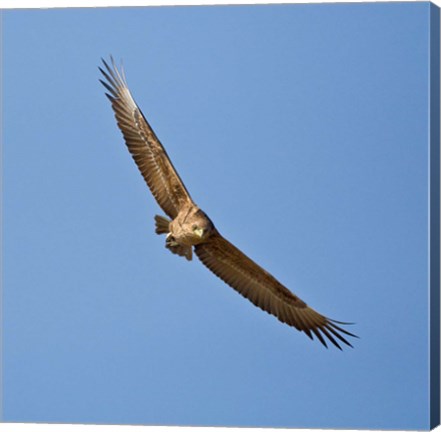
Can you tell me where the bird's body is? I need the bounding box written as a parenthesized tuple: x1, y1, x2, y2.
(99, 57, 357, 350)
(156, 204, 214, 260)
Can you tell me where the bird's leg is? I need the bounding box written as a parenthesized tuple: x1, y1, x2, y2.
(164, 234, 193, 261)
(166, 233, 179, 247)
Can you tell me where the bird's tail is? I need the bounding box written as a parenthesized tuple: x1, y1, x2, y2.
(154, 215, 171, 235)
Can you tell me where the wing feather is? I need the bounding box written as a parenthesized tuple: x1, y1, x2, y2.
(195, 231, 357, 349)
(100, 57, 193, 218)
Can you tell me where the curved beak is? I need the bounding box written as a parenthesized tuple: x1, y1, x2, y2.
(194, 228, 205, 238)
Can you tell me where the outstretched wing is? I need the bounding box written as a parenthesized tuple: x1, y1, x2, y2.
(195, 231, 357, 349)
(100, 57, 193, 219)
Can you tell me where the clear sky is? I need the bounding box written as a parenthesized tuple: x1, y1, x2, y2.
(2, 3, 434, 429)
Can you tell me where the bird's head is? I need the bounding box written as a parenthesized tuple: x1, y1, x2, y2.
(190, 208, 214, 241)
(192, 225, 206, 238)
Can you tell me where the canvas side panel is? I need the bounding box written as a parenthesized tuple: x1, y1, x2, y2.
(429, 3, 440, 430)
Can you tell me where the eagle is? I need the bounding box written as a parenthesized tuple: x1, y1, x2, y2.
(99, 57, 357, 350)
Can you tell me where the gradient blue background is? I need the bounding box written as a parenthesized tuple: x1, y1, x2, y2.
(2, 3, 433, 429)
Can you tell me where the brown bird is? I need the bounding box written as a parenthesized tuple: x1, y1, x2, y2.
(99, 57, 357, 350)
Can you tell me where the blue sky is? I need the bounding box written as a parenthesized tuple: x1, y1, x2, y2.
(2, 3, 434, 429)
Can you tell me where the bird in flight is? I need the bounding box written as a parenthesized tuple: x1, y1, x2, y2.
(99, 56, 357, 350)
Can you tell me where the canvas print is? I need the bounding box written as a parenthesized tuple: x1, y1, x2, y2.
(2, 2, 440, 430)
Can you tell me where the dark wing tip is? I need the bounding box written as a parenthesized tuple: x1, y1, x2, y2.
(302, 316, 357, 350)
(99, 78, 117, 98)
(328, 320, 359, 339)
(320, 319, 358, 350)
(99, 55, 128, 99)
(329, 318, 357, 326)
(311, 327, 328, 349)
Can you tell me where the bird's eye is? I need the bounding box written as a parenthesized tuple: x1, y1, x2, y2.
(192, 224, 198, 230)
